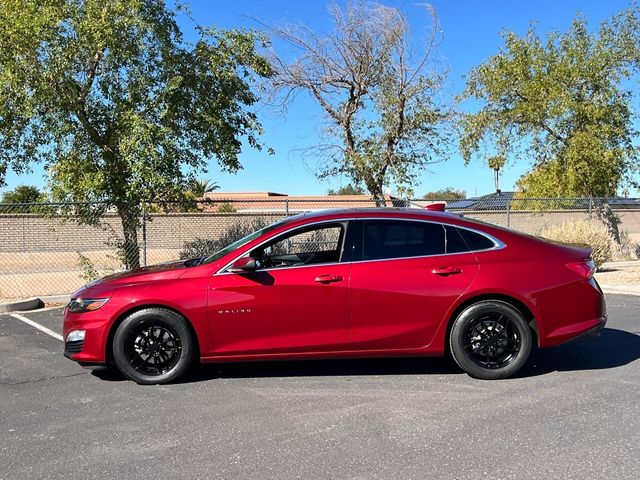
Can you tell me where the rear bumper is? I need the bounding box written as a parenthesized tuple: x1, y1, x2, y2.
(559, 315, 607, 345)
(543, 314, 607, 347)
(537, 277, 607, 348)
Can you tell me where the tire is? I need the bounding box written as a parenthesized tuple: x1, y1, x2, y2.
(449, 300, 532, 380)
(112, 308, 196, 385)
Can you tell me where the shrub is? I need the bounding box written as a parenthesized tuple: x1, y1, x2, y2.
(179, 217, 270, 260)
(540, 220, 613, 268)
(76, 252, 99, 282)
(217, 202, 236, 213)
(179, 238, 219, 260)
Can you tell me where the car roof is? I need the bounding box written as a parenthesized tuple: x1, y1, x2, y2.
(285, 207, 461, 223)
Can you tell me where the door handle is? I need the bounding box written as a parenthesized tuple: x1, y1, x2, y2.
(432, 266, 462, 276)
(314, 274, 343, 284)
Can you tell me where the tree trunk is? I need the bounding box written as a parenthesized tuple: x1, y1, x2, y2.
(594, 201, 621, 245)
(365, 180, 387, 207)
(117, 204, 141, 270)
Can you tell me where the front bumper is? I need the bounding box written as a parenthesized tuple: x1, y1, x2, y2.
(62, 308, 112, 364)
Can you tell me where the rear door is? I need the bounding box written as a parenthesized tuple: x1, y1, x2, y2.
(347, 219, 479, 350)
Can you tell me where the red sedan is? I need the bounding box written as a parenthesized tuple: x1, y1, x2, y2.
(63, 208, 606, 384)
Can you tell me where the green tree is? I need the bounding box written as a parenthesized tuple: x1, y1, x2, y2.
(270, 2, 450, 204)
(422, 187, 466, 201)
(327, 184, 365, 196)
(0, 0, 272, 268)
(1, 185, 44, 204)
(459, 9, 640, 198)
(487, 155, 506, 193)
(189, 179, 220, 198)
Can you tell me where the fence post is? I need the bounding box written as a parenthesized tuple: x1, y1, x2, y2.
(506, 199, 511, 229)
(141, 206, 147, 267)
(588, 197, 593, 221)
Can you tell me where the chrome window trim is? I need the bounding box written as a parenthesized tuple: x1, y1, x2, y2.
(445, 223, 506, 251)
(358, 217, 505, 257)
(214, 216, 505, 276)
(216, 219, 350, 275)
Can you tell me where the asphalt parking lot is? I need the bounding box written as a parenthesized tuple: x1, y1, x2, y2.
(1, 295, 640, 480)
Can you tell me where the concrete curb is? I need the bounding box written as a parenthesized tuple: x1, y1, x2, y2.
(0, 293, 69, 314)
(0, 297, 45, 314)
(601, 286, 640, 297)
(38, 294, 71, 305)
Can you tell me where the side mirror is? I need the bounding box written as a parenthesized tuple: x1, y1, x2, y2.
(229, 257, 261, 273)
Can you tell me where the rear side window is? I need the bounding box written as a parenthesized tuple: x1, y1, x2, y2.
(444, 226, 469, 254)
(456, 227, 496, 251)
(363, 220, 445, 260)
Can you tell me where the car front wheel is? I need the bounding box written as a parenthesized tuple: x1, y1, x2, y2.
(449, 300, 532, 380)
(112, 308, 196, 385)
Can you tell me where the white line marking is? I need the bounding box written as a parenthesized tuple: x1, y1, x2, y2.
(9, 313, 63, 341)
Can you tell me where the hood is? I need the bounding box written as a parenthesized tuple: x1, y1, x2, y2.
(71, 259, 191, 299)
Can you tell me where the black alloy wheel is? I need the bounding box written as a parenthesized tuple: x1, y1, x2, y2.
(449, 300, 532, 380)
(125, 320, 182, 376)
(113, 308, 195, 384)
(464, 312, 521, 369)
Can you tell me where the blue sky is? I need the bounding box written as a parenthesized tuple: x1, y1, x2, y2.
(3, 0, 638, 198)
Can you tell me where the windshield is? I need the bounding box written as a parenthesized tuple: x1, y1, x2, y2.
(200, 218, 291, 264)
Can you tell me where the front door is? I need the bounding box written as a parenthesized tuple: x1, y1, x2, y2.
(207, 222, 351, 355)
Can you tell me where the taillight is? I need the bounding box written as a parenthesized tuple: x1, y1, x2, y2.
(566, 259, 596, 279)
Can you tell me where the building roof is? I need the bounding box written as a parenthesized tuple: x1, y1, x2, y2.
(437, 192, 640, 210)
(201, 192, 408, 212)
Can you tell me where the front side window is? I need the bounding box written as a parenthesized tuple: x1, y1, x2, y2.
(362, 220, 446, 260)
(251, 223, 345, 269)
(201, 218, 291, 264)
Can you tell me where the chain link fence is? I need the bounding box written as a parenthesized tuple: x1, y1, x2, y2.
(1, 196, 639, 301)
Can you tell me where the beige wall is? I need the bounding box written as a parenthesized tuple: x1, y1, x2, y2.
(1, 209, 639, 253)
(1, 208, 639, 300)
(0, 212, 284, 253)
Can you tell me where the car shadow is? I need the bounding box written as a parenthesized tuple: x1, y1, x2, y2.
(92, 356, 462, 383)
(181, 356, 461, 383)
(517, 328, 640, 377)
(92, 328, 640, 384)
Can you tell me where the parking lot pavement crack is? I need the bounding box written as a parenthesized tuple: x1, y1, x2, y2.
(0, 371, 86, 386)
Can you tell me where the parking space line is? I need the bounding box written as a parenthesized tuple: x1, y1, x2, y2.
(9, 313, 63, 341)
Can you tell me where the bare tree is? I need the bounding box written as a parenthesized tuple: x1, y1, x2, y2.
(266, 1, 450, 203)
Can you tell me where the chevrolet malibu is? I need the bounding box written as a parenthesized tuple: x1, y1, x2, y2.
(63, 208, 606, 384)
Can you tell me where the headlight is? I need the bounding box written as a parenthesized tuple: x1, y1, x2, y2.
(67, 298, 109, 313)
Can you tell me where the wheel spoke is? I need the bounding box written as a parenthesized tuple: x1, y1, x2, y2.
(463, 313, 524, 371)
(129, 352, 147, 371)
(122, 320, 183, 377)
(158, 349, 169, 364)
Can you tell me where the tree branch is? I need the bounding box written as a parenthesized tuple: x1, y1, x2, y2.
(77, 47, 105, 105)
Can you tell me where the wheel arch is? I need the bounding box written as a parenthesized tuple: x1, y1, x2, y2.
(444, 293, 539, 352)
(105, 303, 200, 364)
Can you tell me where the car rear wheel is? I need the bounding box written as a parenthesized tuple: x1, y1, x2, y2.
(113, 308, 195, 385)
(449, 300, 532, 380)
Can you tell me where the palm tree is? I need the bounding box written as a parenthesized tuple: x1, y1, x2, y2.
(190, 179, 219, 198)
